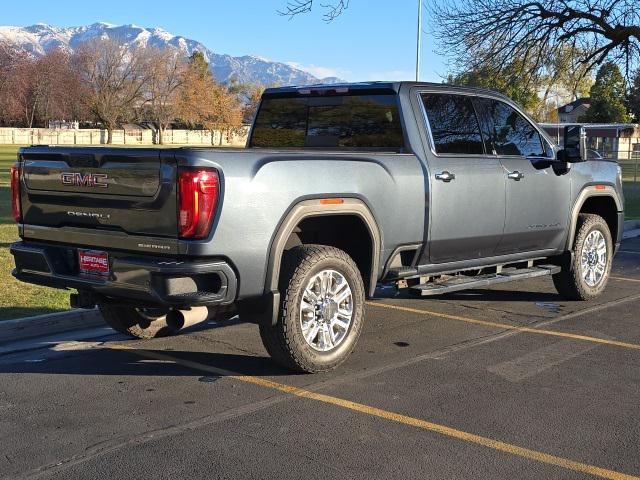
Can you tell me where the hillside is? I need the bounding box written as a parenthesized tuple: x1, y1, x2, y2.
(0, 22, 343, 86)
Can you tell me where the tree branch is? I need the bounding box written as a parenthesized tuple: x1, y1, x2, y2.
(278, 0, 349, 21)
(431, 0, 639, 84)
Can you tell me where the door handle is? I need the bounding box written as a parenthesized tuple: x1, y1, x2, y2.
(435, 171, 455, 182)
(507, 171, 524, 181)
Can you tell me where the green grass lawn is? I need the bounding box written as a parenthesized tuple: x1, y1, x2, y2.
(0, 145, 71, 320)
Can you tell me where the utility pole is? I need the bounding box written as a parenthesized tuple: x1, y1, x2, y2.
(416, 0, 422, 81)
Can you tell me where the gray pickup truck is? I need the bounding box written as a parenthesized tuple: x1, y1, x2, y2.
(10, 82, 624, 372)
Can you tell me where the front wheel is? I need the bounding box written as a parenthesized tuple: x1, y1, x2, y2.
(553, 213, 613, 300)
(259, 245, 365, 373)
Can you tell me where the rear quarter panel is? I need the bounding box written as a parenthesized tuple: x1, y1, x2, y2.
(176, 149, 425, 298)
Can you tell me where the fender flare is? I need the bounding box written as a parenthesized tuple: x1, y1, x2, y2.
(565, 185, 623, 250)
(264, 198, 382, 297)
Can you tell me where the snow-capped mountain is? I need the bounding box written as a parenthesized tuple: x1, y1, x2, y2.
(0, 22, 343, 86)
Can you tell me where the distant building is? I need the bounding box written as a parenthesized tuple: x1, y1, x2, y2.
(557, 98, 591, 123)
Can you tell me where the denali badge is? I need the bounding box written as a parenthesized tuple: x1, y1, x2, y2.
(61, 172, 108, 188)
(67, 211, 111, 220)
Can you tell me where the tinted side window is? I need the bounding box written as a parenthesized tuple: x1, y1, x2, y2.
(421, 93, 484, 155)
(250, 94, 404, 150)
(476, 98, 545, 157)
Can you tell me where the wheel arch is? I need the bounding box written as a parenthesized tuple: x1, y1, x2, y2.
(265, 198, 382, 299)
(566, 185, 622, 250)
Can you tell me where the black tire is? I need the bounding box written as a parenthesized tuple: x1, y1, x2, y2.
(98, 304, 177, 339)
(259, 245, 365, 373)
(553, 213, 613, 300)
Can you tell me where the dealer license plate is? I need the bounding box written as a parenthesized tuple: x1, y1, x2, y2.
(78, 249, 110, 275)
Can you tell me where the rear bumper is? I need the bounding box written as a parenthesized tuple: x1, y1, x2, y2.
(10, 241, 237, 308)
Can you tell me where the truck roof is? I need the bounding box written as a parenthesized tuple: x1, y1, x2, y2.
(262, 81, 511, 101)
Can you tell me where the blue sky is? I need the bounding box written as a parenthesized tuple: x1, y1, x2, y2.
(3, 0, 448, 82)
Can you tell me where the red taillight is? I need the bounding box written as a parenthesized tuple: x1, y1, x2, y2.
(10, 165, 21, 222)
(178, 169, 219, 239)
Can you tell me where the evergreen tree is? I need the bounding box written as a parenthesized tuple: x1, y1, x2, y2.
(580, 62, 630, 123)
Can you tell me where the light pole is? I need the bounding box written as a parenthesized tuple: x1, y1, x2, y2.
(416, 0, 422, 81)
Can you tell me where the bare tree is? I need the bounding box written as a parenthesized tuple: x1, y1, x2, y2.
(32, 49, 87, 126)
(0, 43, 26, 126)
(0, 43, 17, 116)
(431, 0, 640, 85)
(143, 47, 185, 144)
(279, 0, 349, 21)
(73, 38, 150, 143)
(279, 1, 638, 90)
(0, 48, 86, 127)
(0, 52, 44, 127)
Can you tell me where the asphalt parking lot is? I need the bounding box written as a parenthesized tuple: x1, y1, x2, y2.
(1, 238, 640, 480)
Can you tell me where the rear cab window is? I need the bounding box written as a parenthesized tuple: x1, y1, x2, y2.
(249, 93, 405, 151)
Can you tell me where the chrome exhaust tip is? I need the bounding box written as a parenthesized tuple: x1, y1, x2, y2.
(166, 306, 210, 330)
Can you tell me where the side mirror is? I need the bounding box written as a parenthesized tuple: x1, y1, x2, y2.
(559, 125, 587, 162)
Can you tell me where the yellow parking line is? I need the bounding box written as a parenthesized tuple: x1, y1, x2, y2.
(366, 302, 640, 351)
(108, 344, 639, 480)
(610, 276, 640, 283)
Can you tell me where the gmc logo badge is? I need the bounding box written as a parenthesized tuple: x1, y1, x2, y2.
(61, 172, 108, 188)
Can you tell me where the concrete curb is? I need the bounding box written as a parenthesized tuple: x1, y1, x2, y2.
(0, 309, 103, 345)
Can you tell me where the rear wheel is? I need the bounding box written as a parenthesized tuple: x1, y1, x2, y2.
(98, 304, 177, 339)
(553, 213, 613, 300)
(259, 245, 365, 373)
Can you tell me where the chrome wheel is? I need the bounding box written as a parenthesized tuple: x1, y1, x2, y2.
(299, 269, 353, 352)
(581, 230, 607, 287)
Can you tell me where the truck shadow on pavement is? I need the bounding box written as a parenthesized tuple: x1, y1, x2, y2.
(426, 289, 565, 303)
(0, 344, 292, 378)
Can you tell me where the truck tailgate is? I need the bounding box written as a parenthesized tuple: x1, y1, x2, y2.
(18, 147, 179, 252)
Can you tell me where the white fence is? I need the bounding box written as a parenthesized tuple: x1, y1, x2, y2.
(0, 127, 249, 147)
